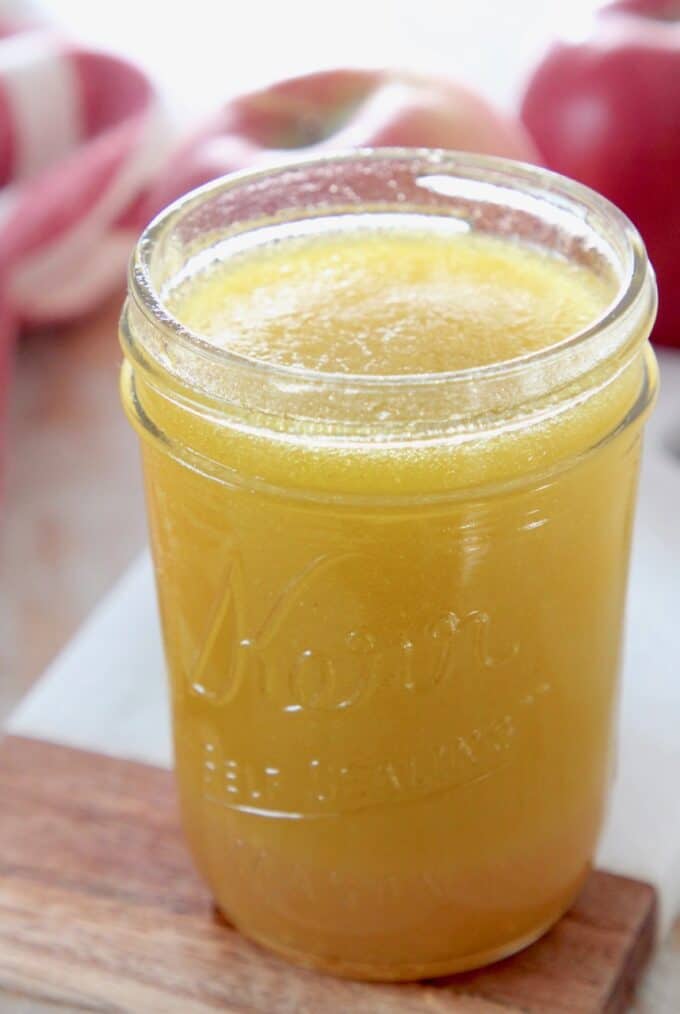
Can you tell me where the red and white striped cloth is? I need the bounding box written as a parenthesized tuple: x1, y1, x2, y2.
(0, 19, 167, 466)
(0, 21, 165, 329)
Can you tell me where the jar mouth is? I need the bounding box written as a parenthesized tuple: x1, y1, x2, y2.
(129, 148, 651, 390)
(123, 148, 656, 440)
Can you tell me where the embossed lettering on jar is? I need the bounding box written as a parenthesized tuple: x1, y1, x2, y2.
(120, 151, 657, 981)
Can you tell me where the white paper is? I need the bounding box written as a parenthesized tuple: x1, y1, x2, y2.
(8, 555, 172, 768)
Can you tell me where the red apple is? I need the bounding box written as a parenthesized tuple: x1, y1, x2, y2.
(146, 67, 538, 217)
(603, 0, 680, 15)
(521, 1, 680, 346)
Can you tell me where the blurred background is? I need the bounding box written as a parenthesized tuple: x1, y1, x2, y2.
(0, 0, 677, 721)
(39, 0, 599, 118)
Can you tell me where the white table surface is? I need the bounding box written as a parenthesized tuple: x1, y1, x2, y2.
(7, 350, 680, 941)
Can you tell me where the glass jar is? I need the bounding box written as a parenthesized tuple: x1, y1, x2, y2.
(120, 151, 657, 980)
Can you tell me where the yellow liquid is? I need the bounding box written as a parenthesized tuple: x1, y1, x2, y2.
(126, 226, 652, 979)
(172, 228, 612, 373)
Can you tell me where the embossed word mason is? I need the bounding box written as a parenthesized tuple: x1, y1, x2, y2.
(199, 682, 552, 819)
(187, 552, 520, 711)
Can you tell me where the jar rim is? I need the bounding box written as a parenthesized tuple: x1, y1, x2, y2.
(128, 147, 653, 395)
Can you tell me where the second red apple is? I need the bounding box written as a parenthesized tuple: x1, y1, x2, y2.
(146, 68, 538, 216)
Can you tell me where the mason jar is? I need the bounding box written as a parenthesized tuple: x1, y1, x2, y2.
(120, 150, 657, 980)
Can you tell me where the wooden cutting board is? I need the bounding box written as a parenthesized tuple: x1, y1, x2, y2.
(0, 736, 656, 1013)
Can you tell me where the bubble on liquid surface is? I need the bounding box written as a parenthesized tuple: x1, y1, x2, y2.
(165, 213, 615, 377)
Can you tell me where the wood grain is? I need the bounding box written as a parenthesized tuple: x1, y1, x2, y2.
(0, 736, 656, 1013)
